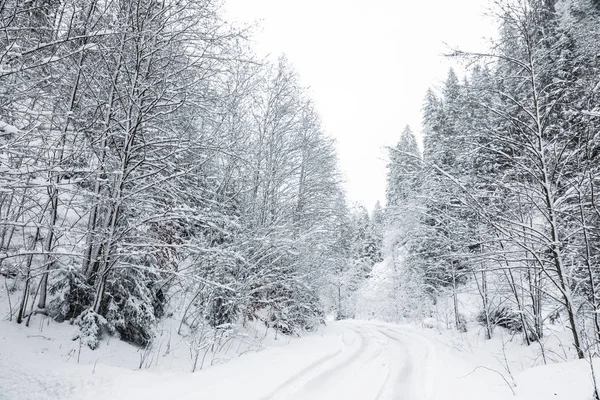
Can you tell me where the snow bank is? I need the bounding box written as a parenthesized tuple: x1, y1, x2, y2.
(516, 358, 600, 400)
(0, 311, 348, 400)
(416, 320, 600, 400)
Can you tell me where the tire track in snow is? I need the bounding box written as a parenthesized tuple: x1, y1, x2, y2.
(377, 325, 436, 400)
(285, 324, 397, 400)
(263, 325, 368, 399)
(264, 322, 431, 400)
(375, 328, 413, 400)
(373, 329, 395, 400)
(297, 326, 375, 391)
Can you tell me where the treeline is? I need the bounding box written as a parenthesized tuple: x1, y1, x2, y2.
(0, 0, 362, 350)
(387, 0, 600, 360)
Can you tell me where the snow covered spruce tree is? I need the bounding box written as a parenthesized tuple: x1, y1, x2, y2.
(0, 1, 349, 350)
(381, 125, 432, 321)
(447, 0, 600, 358)
(412, 70, 481, 333)
(386, 125, 421, 208)
(386, 0, 600, 360)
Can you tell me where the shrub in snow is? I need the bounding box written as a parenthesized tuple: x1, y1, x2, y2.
(422, 317, 437, 329)
(476, 307, 523, 334)
(267, 287, 324, 336)
(335, 311, 352, 321)
(457, 313, 468, 333)
(102, 268, 161, 347)
(48, 271, 95, 322)
(74, 308, 111, 350)
(47, 268, 162, 348)
(207, 291, 239, 328)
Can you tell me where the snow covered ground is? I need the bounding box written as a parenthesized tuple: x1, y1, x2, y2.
(2, 259, 595, 400)
(418, 320, 600, 400)
(0, 313, 513, 400)
(0, 282, 596, 400)
(1, 314, 597, 399)
(0, 318, 434, 400)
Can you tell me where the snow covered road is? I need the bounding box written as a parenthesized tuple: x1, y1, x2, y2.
(154, 320, 436, 400)
(263, 321, 435, 400)
(1, 320, 438, 400)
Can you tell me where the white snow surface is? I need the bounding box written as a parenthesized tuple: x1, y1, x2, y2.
(0, 313, 596, 400)
(0, 318, 437, 400)
(0, 272, 592, 400)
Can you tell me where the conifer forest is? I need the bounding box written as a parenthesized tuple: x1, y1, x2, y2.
(1, 0, 600, 399)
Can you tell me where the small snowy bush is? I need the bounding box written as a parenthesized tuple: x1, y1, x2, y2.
(207, 291, 239, 328)
(423, 317, 437, 329)
(48, 271, 95, 322)
(476, 307, 523, 333)
(74, 309, 111, 350)
(103, 269, 160, 347)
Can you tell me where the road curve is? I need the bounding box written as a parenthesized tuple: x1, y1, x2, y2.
(264, 321, 432, 400)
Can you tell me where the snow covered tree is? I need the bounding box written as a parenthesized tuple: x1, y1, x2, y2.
(0, 0, 351, 349)
(386, 125, 421, 208)
(395, 0, 600, 356)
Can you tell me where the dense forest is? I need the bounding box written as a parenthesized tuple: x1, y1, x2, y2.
(3, 0, 600, 383)
(0, 0, 385, 352)
(6, 0, 600, 399)
(385, 0, 600, 362)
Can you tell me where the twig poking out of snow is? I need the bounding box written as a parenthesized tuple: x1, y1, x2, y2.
(459, 365, 516, 396)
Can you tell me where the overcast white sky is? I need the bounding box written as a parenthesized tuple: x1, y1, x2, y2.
(223, 0, 496, 211)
